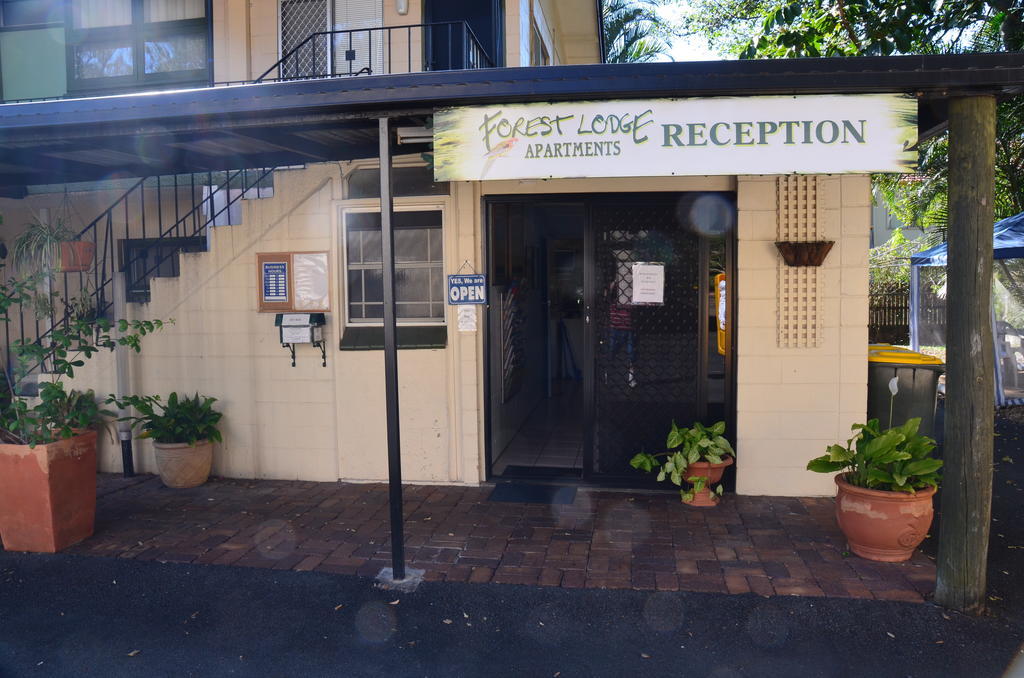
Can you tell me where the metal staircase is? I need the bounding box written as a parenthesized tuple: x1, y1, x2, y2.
(4, 167, 277, 384)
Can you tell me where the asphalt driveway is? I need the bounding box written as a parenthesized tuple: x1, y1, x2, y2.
(0, 548, 1021, 678)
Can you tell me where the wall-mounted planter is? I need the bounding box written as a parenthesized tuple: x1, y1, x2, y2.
(775, 241, 835, 267)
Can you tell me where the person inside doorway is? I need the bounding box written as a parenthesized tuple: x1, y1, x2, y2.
(605, 263, 637, 388)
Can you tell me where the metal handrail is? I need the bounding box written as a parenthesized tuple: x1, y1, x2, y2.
(255, 21, 494, 83)
(5, 168, 275, 380)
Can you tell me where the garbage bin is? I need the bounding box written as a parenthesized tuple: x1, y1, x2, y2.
(867, 344, 944, 438)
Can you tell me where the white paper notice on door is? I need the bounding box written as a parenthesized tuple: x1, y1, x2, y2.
(631, 262, 665, 305)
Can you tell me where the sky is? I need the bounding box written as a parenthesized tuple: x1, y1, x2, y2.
(657, 4, 729, 62)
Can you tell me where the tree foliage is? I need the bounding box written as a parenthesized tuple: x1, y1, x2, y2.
(680, 0, 1024, 237)
(740, 0, 1021, 58)
(603, 0, 679, 62)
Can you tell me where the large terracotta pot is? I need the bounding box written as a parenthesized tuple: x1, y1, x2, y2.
(834, 473, 937, 562)
(58, 241, 95, 273)
(153, 440, 213, 488)
(0, 430, 97, 553)
(684, 456, 734, 507)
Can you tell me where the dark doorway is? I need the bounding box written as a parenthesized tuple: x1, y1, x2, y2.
(424, 0, 504, 70)
(485, 194, 736, 486)
(487, 202, 585, 478)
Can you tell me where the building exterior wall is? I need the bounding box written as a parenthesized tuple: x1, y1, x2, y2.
(61, 163, 468, 484)
(2, 0, 597, 101)
(1, 162, 872, 497)
(505, 0, 601, 67)
(735, 174, 870, 496)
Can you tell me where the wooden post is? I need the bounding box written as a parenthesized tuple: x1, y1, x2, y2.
(935, 95, 997, 614)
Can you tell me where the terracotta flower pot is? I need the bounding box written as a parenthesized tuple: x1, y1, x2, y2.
(58, 241, 95, 272)
(153, 440, 213, 488)
(834, 473, 937, 562)
(683, 456, 734, 507)
(0, 430, 97, 553)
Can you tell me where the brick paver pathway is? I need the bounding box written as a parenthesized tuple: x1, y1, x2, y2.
(66, 474, 935, 602)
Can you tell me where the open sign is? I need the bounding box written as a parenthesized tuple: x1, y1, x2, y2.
(447, 274, 487, 305)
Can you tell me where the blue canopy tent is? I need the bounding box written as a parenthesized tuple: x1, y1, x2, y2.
(910, 211, 1024, 406)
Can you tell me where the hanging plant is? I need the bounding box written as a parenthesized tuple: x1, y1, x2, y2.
(12, 214, 94, 275)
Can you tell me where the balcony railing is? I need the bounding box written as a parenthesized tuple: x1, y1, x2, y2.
(255, 21, 494, 83)
(0, 21, 494, 104)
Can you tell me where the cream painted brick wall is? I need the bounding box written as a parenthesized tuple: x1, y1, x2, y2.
(74, 162, 463, 486)
(735, 174, 871, 497)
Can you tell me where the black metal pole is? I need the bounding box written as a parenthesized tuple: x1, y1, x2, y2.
(378, 116, 406, 581)
(120, 437, 135, 478)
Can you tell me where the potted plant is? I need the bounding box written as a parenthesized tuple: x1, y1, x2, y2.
(111, 392, 223, 489)
(0, 271, 166, 552)
(807, 417, 942, 562)
(12, 214, 94, 274)
(630, 420, 735, 507)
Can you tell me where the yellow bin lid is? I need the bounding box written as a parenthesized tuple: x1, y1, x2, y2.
(868, 345, 944, 365)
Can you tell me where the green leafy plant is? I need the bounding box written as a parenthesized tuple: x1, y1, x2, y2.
(110, 392, 223, 446)
(630, 421, 735, 502)
(806, 417, 942, 493)
(4, 382, 115, 446)
(0, 258, 169, 445)
(11, 215, 78, 275)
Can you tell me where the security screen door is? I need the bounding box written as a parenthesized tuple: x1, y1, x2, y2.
(485, 194, 726, 483)
(586, 197, 705, 477)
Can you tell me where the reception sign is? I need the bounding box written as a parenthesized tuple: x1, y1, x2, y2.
(433, 94, 917, 181)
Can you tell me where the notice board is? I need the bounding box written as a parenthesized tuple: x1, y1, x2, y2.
(257, 252, 331, 313)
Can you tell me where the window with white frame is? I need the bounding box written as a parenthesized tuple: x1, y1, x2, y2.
(344, 210, 444, 324)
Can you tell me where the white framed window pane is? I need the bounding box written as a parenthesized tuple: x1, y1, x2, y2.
(344, 210, 443, 324)
(346, 229, 362, 264)
(74, 42, 134, 78)
(361, 230, 382, 263)
(428, 228, 442, 261)
(395, 229, 428, 263)
(73, 0, 131, 28)
(145, 33, 206, 73)
(397, 302, 432, 318)
(396, 268, 431, 302)
(363, 268, 382, 301)
(144, 0, 204, 22)
(332, 0, 383, 75)
(430, 267, 443, 303)
(347, 270, 363, 301)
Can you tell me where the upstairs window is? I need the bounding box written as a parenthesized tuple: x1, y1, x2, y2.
(0, 0, 61, 26)
(67, 0, 209, 93)
(529, 17, 549, 66)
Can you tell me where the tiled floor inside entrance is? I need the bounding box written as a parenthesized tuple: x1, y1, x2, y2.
(492, 384, 584, 474)
(62, 473, 936, 602)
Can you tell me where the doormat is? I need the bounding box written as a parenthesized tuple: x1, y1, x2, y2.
(488, 483, 577, 505)
(502, 466, 582, 478)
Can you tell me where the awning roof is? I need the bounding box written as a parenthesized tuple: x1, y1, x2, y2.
(1, 53, 1022, 189)
(911, 211, 1024, 267)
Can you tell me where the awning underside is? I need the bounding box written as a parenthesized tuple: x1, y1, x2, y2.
(0, 53, 1021, 190)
